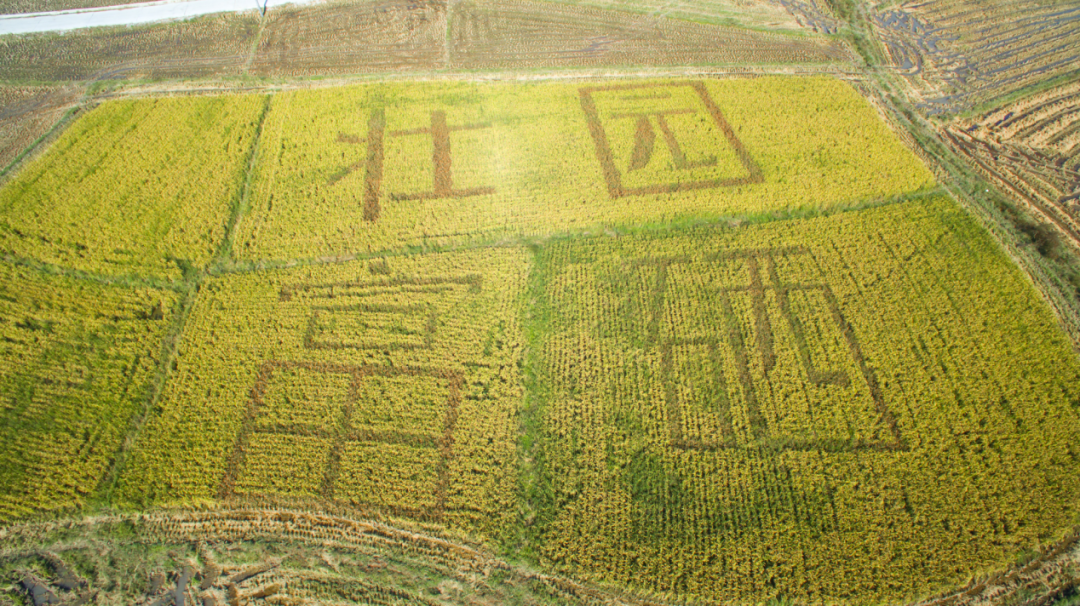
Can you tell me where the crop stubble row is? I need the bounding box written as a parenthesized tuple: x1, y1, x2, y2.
(0, 0, 851, 83)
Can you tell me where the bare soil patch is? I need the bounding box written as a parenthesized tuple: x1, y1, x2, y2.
(0, 12, 258, 81)
(943, 79, 1080, 250)
(870, 0, 1080, 114)
(450, 0, 853, 69)
(0, 83, 81, 169)
(249, 0, 447, 78)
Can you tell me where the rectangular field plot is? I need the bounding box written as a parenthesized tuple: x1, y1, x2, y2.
(118, 248, 526, 532)
(234, 76, 934, 260)
(532, 196, 1080, 603)
(0, 94, 266, 279)
(0, 264, 177, 521)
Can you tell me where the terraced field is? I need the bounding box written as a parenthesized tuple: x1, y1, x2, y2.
(943, 80, 1080, 248)
(869, 0, 1080, 115)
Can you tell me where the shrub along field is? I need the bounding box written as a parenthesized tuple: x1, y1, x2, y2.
(0, 76, 1078, 605)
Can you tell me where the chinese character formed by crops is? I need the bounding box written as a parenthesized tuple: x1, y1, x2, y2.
(579, 81, 762, 197)
(331, 109, 494, 221)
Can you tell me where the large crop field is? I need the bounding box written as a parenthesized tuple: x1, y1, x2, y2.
(528, 195, 1080, 602)
(236, 77, 931, 259)
(1, 35, 1080, 604)
(0, 264, 177, 521)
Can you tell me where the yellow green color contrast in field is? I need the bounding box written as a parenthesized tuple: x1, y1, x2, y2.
(0, 95, 266, 279)
(236, 76, 933, 259)
(527, 195, 1080, 603)
(0, 76, 1078, 606)
(117, 248, 527, 536)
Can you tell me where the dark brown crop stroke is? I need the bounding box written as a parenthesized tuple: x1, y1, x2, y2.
(631, 247, 906, 453)
(579, 81, 763, 198)
(220, 360, 463, 522)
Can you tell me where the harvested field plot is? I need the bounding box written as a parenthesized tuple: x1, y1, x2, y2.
(0, 94, 265, 278)
(450, 0, 851, 69)
(0, 84, 81, 171)
(943, 79, 1080, 248)
(0, 13, 257, 82)
(529, 196, 1080, 602)
(236, 77, 933, 260)
(533, 0, 812, 31)
(0, 0, 155, 12)
(248, 0, 446, 78)
(0, 264, 177, 521)
(871, 0, 1080, 114)
(118, 249, 526, 533)
(0, 509, 683, 606)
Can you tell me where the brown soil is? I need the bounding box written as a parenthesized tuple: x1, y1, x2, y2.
(451, 0, 852, 69)
(870, 0, 1080, 114)
(0, 0, 853, 86)
(248, 0, 447, 78)
(0, 84, 82, 170)
(942, 80, 1080, 251)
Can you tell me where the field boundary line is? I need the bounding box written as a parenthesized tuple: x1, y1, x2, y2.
(0, 251, 189, 291)
(64, 66, 866, 102)
(210, 93, 272, 271)
(208, 185, 945, 277)
(0, 103, 81, 186)
(89, 278, 201, 509)
(241, 4, 270, 75)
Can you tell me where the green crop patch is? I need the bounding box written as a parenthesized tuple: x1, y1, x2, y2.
(528, 196, 1080, 603)
(0, 264, 177, 521)
(235, 76, 934, 260)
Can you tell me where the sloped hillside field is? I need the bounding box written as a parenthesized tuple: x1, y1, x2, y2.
(1, 76, 1078, 605)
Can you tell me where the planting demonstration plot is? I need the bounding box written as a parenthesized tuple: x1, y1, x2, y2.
(236, 77, 933, 260)
(1, 66, 1079, 605)
(118, 248, 526, 534)
(528, 196, 1080, 602)
(0, 264, 176, 522)
(0, 94, 266, 279)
